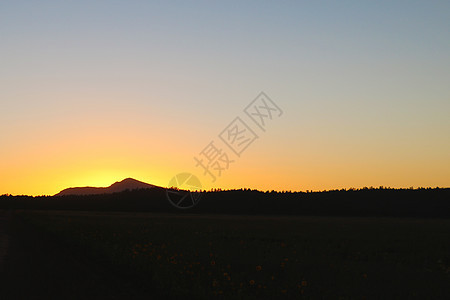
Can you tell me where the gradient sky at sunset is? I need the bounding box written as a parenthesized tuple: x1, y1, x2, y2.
(1, 1, 449, 195)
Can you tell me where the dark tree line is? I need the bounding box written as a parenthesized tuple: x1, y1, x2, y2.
(1, 187, 449, 218)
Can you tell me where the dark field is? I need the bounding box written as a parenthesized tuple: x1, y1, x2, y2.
(2, 210, 450, 299)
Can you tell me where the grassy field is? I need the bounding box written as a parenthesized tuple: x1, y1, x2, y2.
(17, 211, 450, 299)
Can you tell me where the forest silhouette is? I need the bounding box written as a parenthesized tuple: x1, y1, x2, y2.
(1, 186, 449, 218)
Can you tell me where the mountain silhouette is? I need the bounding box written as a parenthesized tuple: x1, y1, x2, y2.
(55, 178, 155, 196)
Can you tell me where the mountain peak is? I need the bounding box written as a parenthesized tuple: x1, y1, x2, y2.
(115, 178, 143, 184)
(108, 178, 154, 192)
(55, 178, 155, 196)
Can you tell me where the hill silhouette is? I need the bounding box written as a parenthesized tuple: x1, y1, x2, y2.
(54, 178, 155, 196)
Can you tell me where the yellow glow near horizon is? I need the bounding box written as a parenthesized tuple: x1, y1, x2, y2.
(1, 110, 450, 196)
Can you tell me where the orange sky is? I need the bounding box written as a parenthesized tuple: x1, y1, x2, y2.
(1, 105, 449, 196)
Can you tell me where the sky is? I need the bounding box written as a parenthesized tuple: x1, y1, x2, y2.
(1, 1, 449, 195)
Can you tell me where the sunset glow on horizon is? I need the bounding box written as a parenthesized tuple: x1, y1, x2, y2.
(1, 1, 449, 196)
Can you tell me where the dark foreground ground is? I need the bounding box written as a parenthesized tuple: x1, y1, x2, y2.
(0, 210, 154, 299)
(1, 210, 450, 299)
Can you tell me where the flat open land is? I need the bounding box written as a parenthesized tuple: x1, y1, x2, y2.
(1, 210, 450, 299)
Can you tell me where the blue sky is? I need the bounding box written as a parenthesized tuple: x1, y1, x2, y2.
(1, 1, 449, 194)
